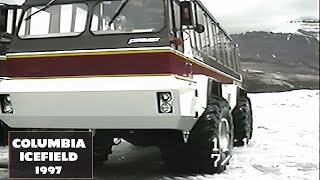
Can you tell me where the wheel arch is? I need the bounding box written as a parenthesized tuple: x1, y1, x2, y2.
(207, 78, 240, 110)
(239, 87, 248, 98)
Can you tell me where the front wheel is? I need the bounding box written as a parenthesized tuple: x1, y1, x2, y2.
(161, 96, 234, 174)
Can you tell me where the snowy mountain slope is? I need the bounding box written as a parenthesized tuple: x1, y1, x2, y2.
(0, 90, 319, 180)
(231, 18, 319, 92)
(231, 32, 319, 69)
(241, 62, 319, 92)
(231, 30, 319, 92)
(272, 18, 320, 40)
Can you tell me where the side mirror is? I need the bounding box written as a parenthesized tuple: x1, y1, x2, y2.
(195, 24, 205, 33)
(181, 1, 193, 26)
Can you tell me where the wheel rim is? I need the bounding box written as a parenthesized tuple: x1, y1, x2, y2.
(219, 118, 230, 152)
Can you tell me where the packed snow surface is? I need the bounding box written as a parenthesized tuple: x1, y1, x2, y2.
(0, 90, 319, 180)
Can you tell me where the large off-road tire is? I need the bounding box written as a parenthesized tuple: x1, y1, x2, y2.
(93, 130, 113, 169)
(232, 96, 253, 147)
(161, 96, 234, 174)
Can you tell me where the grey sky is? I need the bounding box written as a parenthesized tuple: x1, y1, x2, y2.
(201, 0, 319, 33)
(1, 0, 319, 34)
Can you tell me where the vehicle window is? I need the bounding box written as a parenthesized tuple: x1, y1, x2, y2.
(189, 2, 197, 49)
(1, 9, 22, 35)
(195, 4, 202, 50)
(91, 0, 165, 34)
(18, 3, 88, 39)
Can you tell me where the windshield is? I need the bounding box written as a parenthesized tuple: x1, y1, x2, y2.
(91, 0, 165, 34)
(18, 3, 88, 39)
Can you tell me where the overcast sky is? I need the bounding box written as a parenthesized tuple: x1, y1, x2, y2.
(1, 0, 319, 34)
(201, 0, 320, 33)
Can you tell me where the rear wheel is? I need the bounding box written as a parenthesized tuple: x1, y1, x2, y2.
(232, 96, 253, 146)
(161, 96, 234, 174)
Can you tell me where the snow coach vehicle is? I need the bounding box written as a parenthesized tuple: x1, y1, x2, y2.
(0, 0, 253, 173)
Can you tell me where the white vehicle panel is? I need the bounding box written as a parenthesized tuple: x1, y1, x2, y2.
(0, 75, 199, 131)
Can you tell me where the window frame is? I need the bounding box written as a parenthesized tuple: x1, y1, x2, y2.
(207, 19, 217, 59)
(187, 0, 240, 71)
(202, 14, 210, 51)
(194, 3, 203, 50)
(1, 8, 21, 35)
(90, 0, 167, 36)
(188, 2, 197, 49)
(17, 2, 89, 39)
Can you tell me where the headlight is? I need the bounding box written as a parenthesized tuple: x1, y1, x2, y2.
(160, 103, 173, 113)
(3, 106, 13, 113)
(1, 95, 14, 114)
(157, 92, 173, 113)
(5, 96, 12, 102)
(160, 93, 172, 102)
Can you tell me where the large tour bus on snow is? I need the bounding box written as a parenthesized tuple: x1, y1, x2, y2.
(0, 0, 253, 173)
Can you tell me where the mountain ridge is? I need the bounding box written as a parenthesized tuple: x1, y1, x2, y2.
(230, 31, 319, 92)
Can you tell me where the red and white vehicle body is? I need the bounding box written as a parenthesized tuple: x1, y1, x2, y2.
(1, 47, 240, 131)
(0, 0, 243, 132)
(0, 0, 255, 173)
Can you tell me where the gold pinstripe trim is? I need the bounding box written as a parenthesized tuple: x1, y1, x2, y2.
(7, 49, 171, 59)
(11, 74, 174, 80)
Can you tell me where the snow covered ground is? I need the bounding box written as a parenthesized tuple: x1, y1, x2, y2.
(0, 90, 319, 180)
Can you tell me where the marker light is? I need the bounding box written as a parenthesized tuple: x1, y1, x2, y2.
(157, 92, 173, 113)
